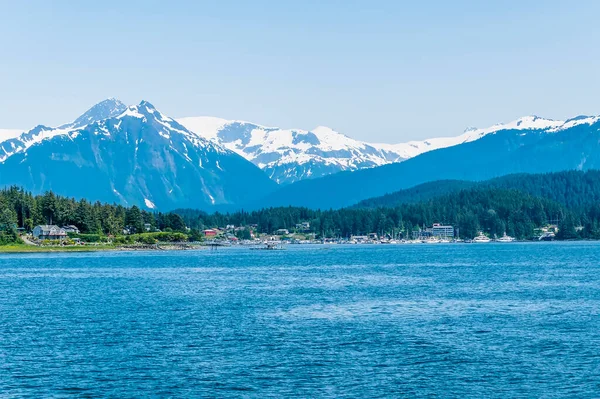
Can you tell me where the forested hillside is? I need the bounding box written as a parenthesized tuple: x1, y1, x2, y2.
(176, 188, 598, 240)
(0, 187, 189, 244)
(355, 170, 600, 210)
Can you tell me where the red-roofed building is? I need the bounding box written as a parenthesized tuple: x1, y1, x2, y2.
(203, 229, 217, 237)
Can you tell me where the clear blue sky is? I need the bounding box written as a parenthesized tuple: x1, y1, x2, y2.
(1, 0, 599, 142)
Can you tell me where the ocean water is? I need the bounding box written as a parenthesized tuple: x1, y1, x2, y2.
(1, 243, 599, 397)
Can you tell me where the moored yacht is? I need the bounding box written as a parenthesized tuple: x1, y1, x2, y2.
(496, 233, 515, 242)
(472, 232, 491, 243)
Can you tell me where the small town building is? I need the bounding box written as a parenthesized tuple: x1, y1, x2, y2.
(413, 223, 455, 240)
(203, 229, 218, 237)
(62, 225, 80, 234)
(295, 222, 310, 231)
(33, 225, 68, 240)
(431, 223, 454, 239)
(350, 235, 369, 242)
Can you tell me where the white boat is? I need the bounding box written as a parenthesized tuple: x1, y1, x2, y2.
(421, 237, 441, 244)
(496, 233, 515, 242)
(472, 232, 491, 243)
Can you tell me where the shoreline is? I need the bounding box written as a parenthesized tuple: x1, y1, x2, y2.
(0, 240, 595, 254)
(0, 245, 120, 253)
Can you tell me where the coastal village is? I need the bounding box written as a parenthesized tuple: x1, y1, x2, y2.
(15, 220, 563, 251)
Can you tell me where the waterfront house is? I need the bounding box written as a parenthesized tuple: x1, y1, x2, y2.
(33, 225, 68, 240)
(62, 225, 80, 234)
(275, 229, 290, 235)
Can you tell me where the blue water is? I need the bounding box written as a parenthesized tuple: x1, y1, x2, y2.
(1, 243, 599, 397)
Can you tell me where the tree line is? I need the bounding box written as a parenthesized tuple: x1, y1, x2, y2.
(356, 170, 600, 210)
(176, 187, 593, 240)
(0, 186, 190, 244)
(2, 169, 600, 244)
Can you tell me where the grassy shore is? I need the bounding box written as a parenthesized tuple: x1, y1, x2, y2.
(0, 244, 118, 253)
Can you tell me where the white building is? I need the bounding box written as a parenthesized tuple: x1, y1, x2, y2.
(431, 224, 454, 239)
(33, 225, 68, 240)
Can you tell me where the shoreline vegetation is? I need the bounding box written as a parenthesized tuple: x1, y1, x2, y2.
(0, 243, 210, 253)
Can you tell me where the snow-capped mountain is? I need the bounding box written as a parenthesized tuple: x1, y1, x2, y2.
(177, 114, 572, 185)
(258, 113, 600, 209)
(3, 99, 599, 210)
(0, 100, 276, 209)
(65, 97, 127, 128)
(0, 98, 129, 163)
(375, 115, 566, 159)
(178, 117, 406, 184)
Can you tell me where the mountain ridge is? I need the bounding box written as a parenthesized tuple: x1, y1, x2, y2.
(5, 99, 598, 185)
(254, 117, 600, 209)
(177, 113, 591, 184)
(0, 100, 277, 210)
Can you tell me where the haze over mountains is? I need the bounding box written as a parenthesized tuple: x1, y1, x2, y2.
(0, 98, 598, 210)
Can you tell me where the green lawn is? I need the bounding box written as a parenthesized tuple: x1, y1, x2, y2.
(0, 244, 118, 253)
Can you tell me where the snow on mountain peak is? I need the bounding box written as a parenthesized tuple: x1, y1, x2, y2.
(179, 111, 600, 184)
(2, 101, 599, 185)
(174, 116, 230, 140)
(472, 115, 563, 134)
(118, 105, 146, 120)
(0, 100, 231, 164)
(70, 98, 127, 128)
(117, 100, 170, 122)
(178, 118, 398, 183)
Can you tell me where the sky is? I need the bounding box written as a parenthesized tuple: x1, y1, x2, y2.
(1, 0, 599, 143)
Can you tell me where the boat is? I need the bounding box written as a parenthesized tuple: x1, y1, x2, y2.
(538, 232, 555, 241)
(249, 242, 286, 250)
(472, 232, 491, 243)
(421, 237, 441, 244)
(496, 233, 515, 243)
